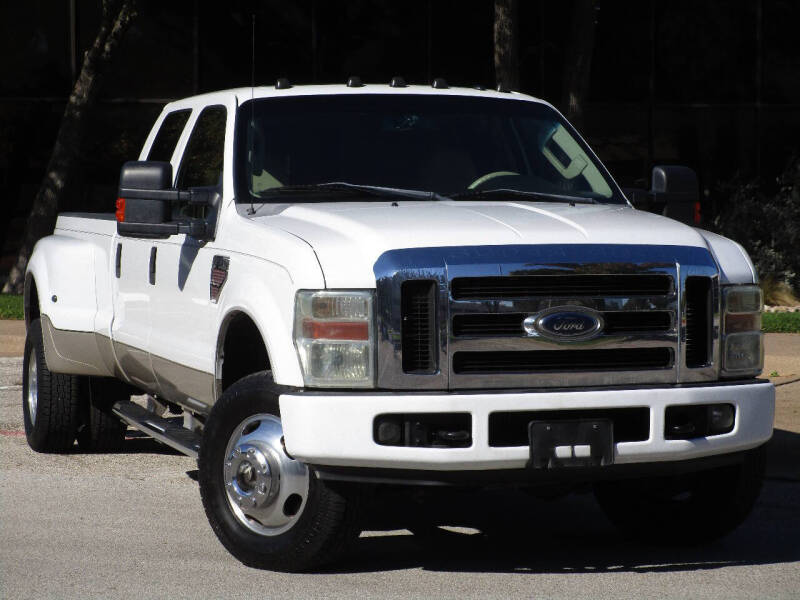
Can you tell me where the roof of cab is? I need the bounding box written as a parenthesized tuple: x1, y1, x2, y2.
(162, 83, 548, 112)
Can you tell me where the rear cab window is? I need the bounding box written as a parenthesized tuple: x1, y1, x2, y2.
(147, 109, 191, 162)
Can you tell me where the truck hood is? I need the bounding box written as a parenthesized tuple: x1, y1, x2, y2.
(255, 200, 732, 288)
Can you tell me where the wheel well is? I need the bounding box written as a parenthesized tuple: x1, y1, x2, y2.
(218, 312, 271, 393)
(24, 274, 40, 327)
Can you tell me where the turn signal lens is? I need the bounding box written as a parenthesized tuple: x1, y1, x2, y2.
(724, 312, 761, 334)
(302, 319, 369, 340)
(115, 197, 125, 222)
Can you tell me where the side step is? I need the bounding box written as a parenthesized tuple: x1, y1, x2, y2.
(112, 400, 201, 459)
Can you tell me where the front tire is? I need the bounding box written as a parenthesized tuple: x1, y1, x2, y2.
(198, 372, 359, 572)
(22, 318, 82, 452)
(594, 446, 766, 545)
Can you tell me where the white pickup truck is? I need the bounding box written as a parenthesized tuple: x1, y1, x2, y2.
(22, 82, 774, 571)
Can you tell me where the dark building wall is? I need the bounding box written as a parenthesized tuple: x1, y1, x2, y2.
(1, 0, 799, 277)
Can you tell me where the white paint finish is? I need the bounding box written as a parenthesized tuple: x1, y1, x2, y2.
(696, 228, 758, 284)
(573, 445, 591, 458)
(26, 234, 98, 332)
(148, 237, 217, 379)
(279, 381, 774, 470)
(554, 446, 572, 459)
(165, 83, 543, 109)
(261, 202, 709, 288)
(110, 236, 157, 388)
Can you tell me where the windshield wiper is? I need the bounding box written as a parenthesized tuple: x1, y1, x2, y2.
(258, 182, 449, 202)
(448, 188, 597, 204)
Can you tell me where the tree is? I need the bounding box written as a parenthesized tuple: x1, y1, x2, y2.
(494, 0, 519, 91)
(562, 0, 598, 130)
(2, 0, 138, 294)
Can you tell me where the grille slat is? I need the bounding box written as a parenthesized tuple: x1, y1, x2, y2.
(453, 348, 673, 374)
(452, 274, 672, 299)
(401, 280, 437, 374)
(453, 311, 673, 337)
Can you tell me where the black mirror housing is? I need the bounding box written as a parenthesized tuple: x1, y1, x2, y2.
(651, 165, 700, 226)
(117, 161, 173, 235)
(117, 161, 218, 239)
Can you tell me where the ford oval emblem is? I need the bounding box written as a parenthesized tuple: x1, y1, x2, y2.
(524, 306, 604, 341)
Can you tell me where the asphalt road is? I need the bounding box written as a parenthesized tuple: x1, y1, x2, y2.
(1, 353, 799, 599)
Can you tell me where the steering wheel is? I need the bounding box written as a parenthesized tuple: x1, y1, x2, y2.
(467, 170, 520, 190)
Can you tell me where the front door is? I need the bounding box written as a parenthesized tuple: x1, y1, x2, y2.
(149, 104, 228, 411)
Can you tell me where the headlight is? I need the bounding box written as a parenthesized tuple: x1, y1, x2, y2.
(293, 290, 375, 387)
(721, 285, 763, 377)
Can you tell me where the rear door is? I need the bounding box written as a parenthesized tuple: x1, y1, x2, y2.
(110, 109, 190, 391)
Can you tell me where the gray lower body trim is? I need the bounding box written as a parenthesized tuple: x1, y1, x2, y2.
(152, 353, 215, 413)
(113, 340, 215, 414)
(41, 315, 116, 377)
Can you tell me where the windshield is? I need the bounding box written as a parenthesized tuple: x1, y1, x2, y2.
(234, 94, 624, 204)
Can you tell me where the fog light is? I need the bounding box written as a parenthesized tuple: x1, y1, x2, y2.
(376, 418, 402, 445)
(708, 404, 735, 434)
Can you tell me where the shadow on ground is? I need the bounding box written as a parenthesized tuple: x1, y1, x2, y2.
(329, 429, 800, 575)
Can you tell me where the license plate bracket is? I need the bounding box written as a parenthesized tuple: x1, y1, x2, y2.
(528, 419, 614, 469)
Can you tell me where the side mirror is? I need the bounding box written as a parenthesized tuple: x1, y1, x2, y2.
(651, 165, 700, 226)
(116, 161, 214, 238)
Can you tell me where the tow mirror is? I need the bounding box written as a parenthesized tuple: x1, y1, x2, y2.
(651, 165, 700, 226)
(116, 161, 214, 239)
(623, 165, 701, 226)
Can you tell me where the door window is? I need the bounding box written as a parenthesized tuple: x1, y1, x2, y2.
(147, 109, 190, 162)
(175, 105, 226, 219)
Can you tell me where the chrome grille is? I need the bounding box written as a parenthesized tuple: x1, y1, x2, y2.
(374, 244, 720, 390)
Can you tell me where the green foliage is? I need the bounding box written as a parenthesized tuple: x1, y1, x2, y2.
(762, 312, 800, 333)
(714, 157, 800, 294)
(0, 294, 24, 319)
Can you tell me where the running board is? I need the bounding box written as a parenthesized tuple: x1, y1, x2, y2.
(112, 400, 201, 459)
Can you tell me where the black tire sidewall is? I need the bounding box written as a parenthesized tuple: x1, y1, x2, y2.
(21, 320, 41, 442)
(198, 372, 354, 571)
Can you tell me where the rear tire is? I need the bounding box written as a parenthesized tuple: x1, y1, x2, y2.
(76, 377, 128, 452)
(594, 445, 766, 545)
(198, 372, 360, 572)
(22, 318, 82, 453)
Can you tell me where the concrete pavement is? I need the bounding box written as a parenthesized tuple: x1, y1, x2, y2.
(1, 325, 799, 599)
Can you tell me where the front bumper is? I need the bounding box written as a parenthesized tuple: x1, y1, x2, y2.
(279, 380, 774, 471)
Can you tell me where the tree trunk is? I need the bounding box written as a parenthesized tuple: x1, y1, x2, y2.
(2, 0, 137, 294)
(494, 0, 519, 91)
(562, 0, 598, 130)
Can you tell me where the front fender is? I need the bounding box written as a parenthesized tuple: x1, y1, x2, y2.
(214, 254, 324, 388)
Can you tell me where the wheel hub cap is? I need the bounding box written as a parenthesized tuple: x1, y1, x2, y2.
(27, 349, 38, 426)
(224, 442, 278, 509)
(223, 414, 309, 536)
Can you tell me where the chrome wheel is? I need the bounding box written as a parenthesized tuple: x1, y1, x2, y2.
(27, 348, 38, 425)
(223, 413, 309, 536)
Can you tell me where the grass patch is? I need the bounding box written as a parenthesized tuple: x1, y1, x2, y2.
(0, 294, 24, 319)
(763, 311, 800, 333)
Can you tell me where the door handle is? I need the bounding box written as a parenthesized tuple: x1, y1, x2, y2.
(149, 247, 157, 285)
(115, 243, 122, 278)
